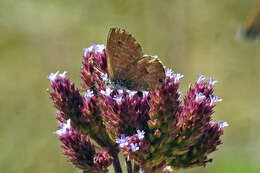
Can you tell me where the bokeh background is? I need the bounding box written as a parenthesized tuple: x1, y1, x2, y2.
(1, 0, 260, 172)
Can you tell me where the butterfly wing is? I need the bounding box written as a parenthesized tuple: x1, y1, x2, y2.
(106, 28, 143, 80)
(120, 56, 165, 91)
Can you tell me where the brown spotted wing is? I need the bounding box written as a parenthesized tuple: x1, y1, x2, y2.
(106, 28, 165, 91)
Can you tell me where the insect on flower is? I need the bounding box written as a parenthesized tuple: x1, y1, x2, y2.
(106, 27, 165, 91)
(47, 27, 229, 173)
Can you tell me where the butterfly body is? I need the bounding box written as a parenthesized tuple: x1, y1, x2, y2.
(106, 28, 165, 91)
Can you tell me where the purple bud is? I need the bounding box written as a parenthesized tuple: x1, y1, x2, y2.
(49, 76, 84, 122)
(93, 150, 113, 171)
(57, 125, 96, 170)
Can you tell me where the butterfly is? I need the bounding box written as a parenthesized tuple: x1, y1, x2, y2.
(245, 6, 260, 39)
(106, 28, 165, 91)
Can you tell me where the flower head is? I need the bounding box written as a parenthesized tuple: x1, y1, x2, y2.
(48, 44, 227, 172)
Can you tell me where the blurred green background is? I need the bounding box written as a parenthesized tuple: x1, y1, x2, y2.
(1, 0, 260, 172)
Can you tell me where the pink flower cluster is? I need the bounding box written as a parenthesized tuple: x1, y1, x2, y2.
(47, 44, 228, 173)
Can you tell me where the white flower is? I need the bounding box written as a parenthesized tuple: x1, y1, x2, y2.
(47, 71, 60, 82)
(178, 91, 183, 100)
(114, 94, 123, 102)
(59, 71, 67, 79)
(127, 90, 137, 97)
(117, 89, 124, 95)
(83, 44, 105, 56)
(136, 130, 145, 140)
(218, 120, 229, 128)
(55, 119, 71, 136)
(142, 91, 149, 97)
(173, 73, 184, 82)
(209, 95, 223, 106)
(92, 44, 105, 53)
(47, 71, 68, 82)
(208, 78, 218, 86)
(100, 73, 108, 81)
(101, 87, 113, 96)
(116, 134, 129, 148)
(129, 143, 139, 152)
(195, 92, 206, 102)
(165, 68, 174, 77)
(197, 74, 206, 82)
(85, 89, 94, 98)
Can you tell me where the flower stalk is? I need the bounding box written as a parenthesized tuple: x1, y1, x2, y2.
(125, 158, 133, 173)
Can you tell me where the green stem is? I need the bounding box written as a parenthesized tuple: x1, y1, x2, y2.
(133, 162, 140, 173)
(125, 158, 132, 173)
(111, 153, 123, 173)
